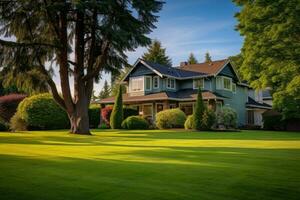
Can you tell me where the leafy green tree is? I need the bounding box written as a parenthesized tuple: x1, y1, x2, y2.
(229, 53, 243, 77)
(205, 52, 212, 63)
(233, 0, 300, 120)
(0, 1, 163, 134)
(110, 85, 123, 129)
(193, 86, 205, 130)
(99, 80, 111, 100)
(188, 53, 198, 64)
(142, 40, 172, 66)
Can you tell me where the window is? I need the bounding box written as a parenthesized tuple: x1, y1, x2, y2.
(193, 78, 204, 89)
(216, 76, 222, 89)
(223, 77, 232, 91)
(179, 103, 194, 115)
(143, 104, 153, 117)
(153, 76, 159, 89)
(232, 83, 236, 93)
(169, 104, 177, 109)
(145, 76, 152, 91)
(130, 77, 143, 92)
(167, 78, 175, 89)
(156, 103, 164, 113)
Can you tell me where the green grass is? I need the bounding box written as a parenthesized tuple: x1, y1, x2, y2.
(0, 129, 300, 200)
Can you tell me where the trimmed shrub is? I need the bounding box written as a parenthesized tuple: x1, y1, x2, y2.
(184, 115, 194, 129)
(10, 112, 27, 131)
(124, 107, 139, 120)
(156, 108, 186, 129)
(17, 93, 69, 130)
(262, 110, 285, 130)
(193, 87, 205, 130)
(122, 116, 149, 130)
(110, 85, 123, 129)
(201, 109, 216, 130)
(217, 107, 237, 129)
(0, 94, 26, 122)
(89, 105, 100, 128)
(101, 106, 113, 127)
(0, 118, 9, 131)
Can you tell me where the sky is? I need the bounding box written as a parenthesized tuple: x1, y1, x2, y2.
(93, 0, 243, 93)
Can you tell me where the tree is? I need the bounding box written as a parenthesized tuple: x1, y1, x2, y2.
(205, 52, 212, 63)
(193, 86, 205, 130)
(142, 40, 172, 66)
(229, 53, 243, 77)
(188, 53, 198, 64)
(0, 1, 163, 134)
(110, 85, 123, 129)
(110, 66, 132, 96)
(233, 0, 300, 120)
(99, 80, 110, 100)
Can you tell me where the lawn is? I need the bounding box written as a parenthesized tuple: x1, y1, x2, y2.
(0, 130, 299, 200)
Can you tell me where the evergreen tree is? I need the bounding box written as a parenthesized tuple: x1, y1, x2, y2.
(233, 0, 300, 120)
(142, 40, 172, 66)
(110, 85, 123, 129)
(111, 66, 132, 96)
(193, 86, 205, 130)
(0, 1, 163, 134)
(205, 52, 212, 63)
(188, 53, 198, 64)
(99, 80, 111, 100)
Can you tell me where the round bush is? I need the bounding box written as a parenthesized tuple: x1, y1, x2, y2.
(122, 116, 149, 130)
(10, 112, 27, 131)
(217, 107, 237, 129)
(155, 108, 186, 129)
(184, 115, 194, 129)
(124, 107, 139, 120)
(201, 109, 216, 130)
(0, 94, 26, 123)
(89, 105, 100, 128)
(17, 93, 69, 130)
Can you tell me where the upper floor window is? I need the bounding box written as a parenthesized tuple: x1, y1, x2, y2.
(130, 77, 143, 92)
(216, 76, 233, 91)
(145, 76, 152, 91)
(166, 78, 175, 89)
(223, 77, 232, 90)
(193, 78, 204, 89)
(232, 83, 236, 93)
(153, 76, 159, 89)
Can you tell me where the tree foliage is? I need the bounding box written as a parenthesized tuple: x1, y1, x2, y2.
(110, 66, 132, 96)
(142, 39, 172, 66)
(193, 86, 205, 130)
(110, 85, 123, 129)
(99, 80, 111, 100)
(233, 0, 300, 120)
(0, 0, 163, 134)
(205, 52, 212, 63)
(188, 53, 198, 64)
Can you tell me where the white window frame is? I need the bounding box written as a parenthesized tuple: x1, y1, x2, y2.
(193, 78, 204, 89)
(153, 76, 159, 89)
(232, 83, 236, 93)
(216, 76, 222, 90)
(216, 102, 223, 113)
(129, 76, 144, 92)
(223, 76, 232, 91)
(142, 103, 153, 118)
(144, 76, 152, 91)
(166, 78, 176, 89)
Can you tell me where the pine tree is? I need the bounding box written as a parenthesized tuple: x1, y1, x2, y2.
(110, 85, 123, 129)
(188, 53, 198, 64)
(0, 1, 163, 134)
(193, 86, 205, 130)
(99, 80, 111, 100)
(205, 52, 212, 63)
(142, 40, 172, 66)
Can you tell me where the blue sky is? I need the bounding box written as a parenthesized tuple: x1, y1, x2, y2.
(93, 0, 243, 93)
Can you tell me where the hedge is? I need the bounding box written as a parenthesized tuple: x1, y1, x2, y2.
(89, 104, 100, 128)
(0, 118, 9, 131)
(155, 108, 186, 129)
(101, 106, 138, 128)
(122, 116, 149, 130)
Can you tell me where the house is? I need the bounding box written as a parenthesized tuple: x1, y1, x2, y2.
(99, 58, 272, 127)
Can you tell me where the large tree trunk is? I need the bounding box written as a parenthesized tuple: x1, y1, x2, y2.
(69, 103, 91, 135)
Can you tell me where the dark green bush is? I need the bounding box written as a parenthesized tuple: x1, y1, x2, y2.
(122, 116, 149, 130)
(89, 105, 100, 128)
(201, 109, 216, 130)
(123, 107, 139, 120)
(110, 85, 123, 129)
(0, 118, 9, 131)
(155, 108, 186, 129)
(184, 115, 193, 129)
(17, 93, 69, 130)
(263, 115, 285, 130)
(10, 112, 27, 131)
(217, 107, 237, 129)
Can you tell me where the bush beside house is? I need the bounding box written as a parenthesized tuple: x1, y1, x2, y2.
(88, 104, 100, 128)
(110, 85, 123, 129)
(122, 116, 149, 130)
(156, 108, 186, 129)
(184, 115, 194, 129)
(193, 87, 205, 130)
(217, 107, 237, 129)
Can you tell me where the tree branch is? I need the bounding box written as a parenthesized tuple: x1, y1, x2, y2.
(0, 39, 58, 49)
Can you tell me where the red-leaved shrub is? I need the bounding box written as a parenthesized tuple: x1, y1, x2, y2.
(101, 106, 113, 127)
(0, 94, 27, 122)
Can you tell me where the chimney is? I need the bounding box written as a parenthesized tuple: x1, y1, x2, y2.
(180, 61, 188, 67)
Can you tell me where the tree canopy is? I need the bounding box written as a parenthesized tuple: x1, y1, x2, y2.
(142, 39, 172, 66)
(0, 0, 163, 134)
(99, 80, 111, 100)
(188, 53, 198, 64)
(234, 0, 300, 120)
(204, 52, 212, 63)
